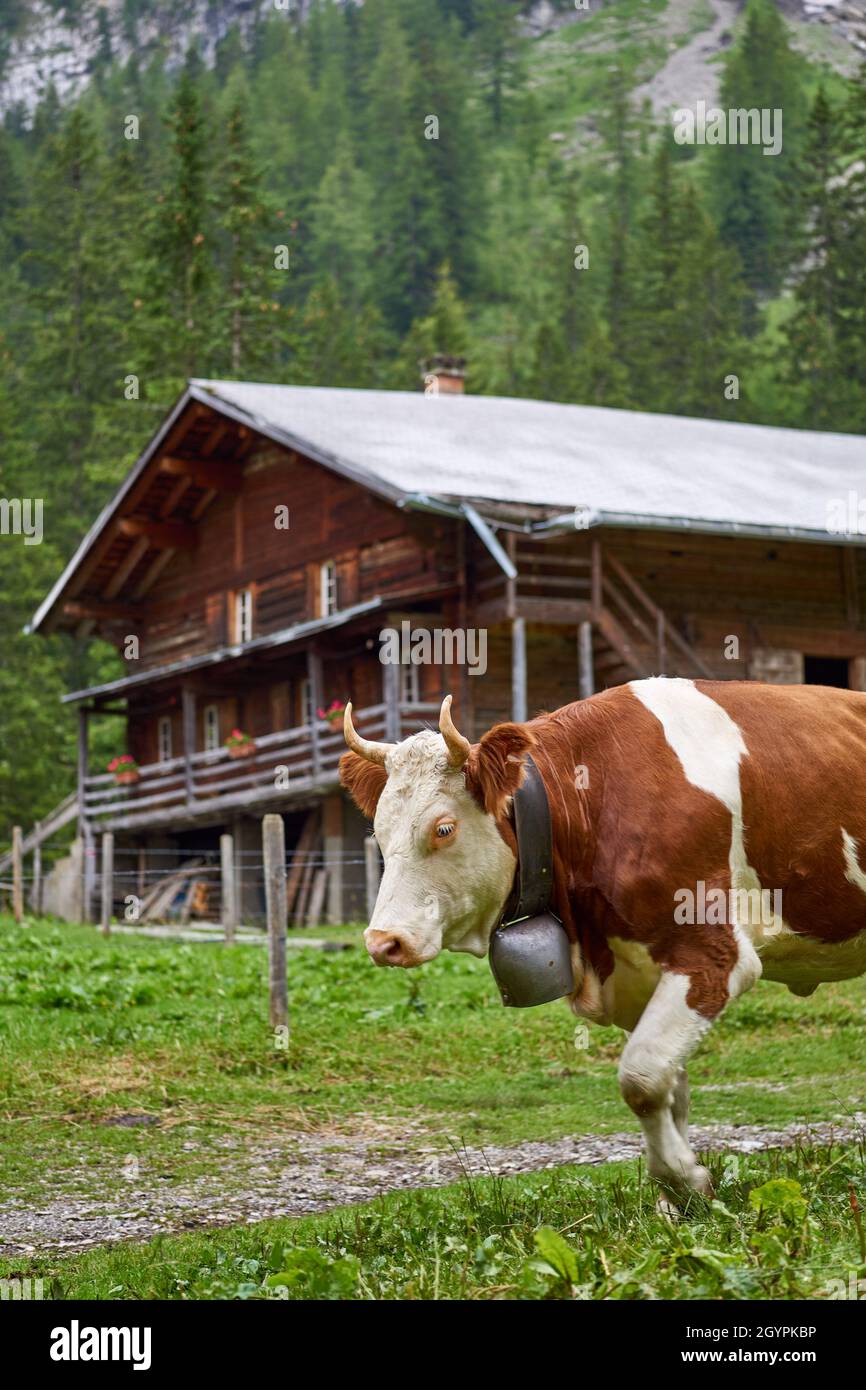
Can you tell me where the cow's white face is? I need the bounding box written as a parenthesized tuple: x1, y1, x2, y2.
(365, 731, 517, 967)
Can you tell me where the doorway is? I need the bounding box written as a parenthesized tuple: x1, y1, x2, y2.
(803, 655, 850, 688)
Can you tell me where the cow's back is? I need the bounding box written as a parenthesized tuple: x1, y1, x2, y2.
(541, 679, 866, 987)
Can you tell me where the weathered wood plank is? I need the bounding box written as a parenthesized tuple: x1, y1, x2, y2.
(100, 832, 114, 937)
(263, 814, 289, 1032)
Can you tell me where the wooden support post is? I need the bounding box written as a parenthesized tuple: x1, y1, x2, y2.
(511, 617, 527, 723)
(591, 539, 603, 619)
(322, 793, 343, 925)
(77, 707, 93, 922)
(307, 648, 323, 783)
(83, 823, 96, 923)
(182, 685, 196, 804)
(77, 707, 89, 823)
(100, 832, 114, 937)
(656, 610, 667, 675)
(578, 621, 594, 700)
(843, 549, 860, 630)
(220, 833, 237, 944)
(383, 658, 400, 742)
(263, 814, 288, 1032)
(365, 834, 381, 922)
(32, 839, 42, 916)
(457, 520, 471, 740)
(11, 826, 23, 923)
(849, 656, 866, 693)
(506, 533, 527, 723)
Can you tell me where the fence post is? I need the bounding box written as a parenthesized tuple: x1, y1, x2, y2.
(220, 833, 237, 944)
(365, 834, 381, 922)
(578, 620, 594, 700)
(12, 826, 23, 923)
(32, 839, 42, 916)
(100, 832, 114, 937)
(83, 823, 96, 923)
(263, 815, 288, 1032)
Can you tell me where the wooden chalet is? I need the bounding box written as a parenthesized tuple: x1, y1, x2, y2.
(23, 367, 866, 923)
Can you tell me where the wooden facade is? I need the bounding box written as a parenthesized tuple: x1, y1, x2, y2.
(28, 386, 866, 924)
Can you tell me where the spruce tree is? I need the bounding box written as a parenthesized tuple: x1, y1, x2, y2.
(216, 74, 288, 378)
(709, 0, 808, 306)
(781, 88, 847, 429)
(473, 0, 524, 133)
(307, 133, 376, 309)
(362, 9, 443, 331)
(21, 106, 110, 529)
(145, 61, 217, 387)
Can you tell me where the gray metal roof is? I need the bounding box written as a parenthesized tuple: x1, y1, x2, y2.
(28, 378, 866, 636)
(191, 379, 866, 541)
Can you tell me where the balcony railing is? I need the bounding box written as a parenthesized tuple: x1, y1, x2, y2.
(83, 702, 443, 828)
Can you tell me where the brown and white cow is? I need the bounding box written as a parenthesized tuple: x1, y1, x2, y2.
(340, 679, 866, 1200)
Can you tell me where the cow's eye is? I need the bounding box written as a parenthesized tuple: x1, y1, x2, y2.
(435, 820, 456, 839)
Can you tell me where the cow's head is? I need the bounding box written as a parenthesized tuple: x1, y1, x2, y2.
(340, 696, 533, 968)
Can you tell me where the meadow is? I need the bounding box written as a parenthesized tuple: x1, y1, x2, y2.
(0, 915, 864, 1299)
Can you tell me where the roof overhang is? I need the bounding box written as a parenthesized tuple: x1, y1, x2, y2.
(27, 384, 411, 638)
(28, 389, 197, 634)
(531, 509, 866, 547)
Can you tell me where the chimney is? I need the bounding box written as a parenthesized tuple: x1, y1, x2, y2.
(421, 353, 466, 396)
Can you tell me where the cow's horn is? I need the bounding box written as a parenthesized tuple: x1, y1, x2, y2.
(440, 695, 470, 768)
(343, 701, 394, 765)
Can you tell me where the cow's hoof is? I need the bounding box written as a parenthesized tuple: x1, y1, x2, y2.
(656, 1195, 681, 1222)
(690, 1164, 715, 1199)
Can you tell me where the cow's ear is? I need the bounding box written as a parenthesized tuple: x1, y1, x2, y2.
(464, 723, 535, 819)
(339, 750, 388, 820)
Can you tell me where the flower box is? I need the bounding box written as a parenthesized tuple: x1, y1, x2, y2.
(108, 755, 140, 785)
(318, 699, 346, 727)
(228, 740, 257, 760)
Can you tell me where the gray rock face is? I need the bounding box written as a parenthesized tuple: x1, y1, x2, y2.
(0, 0, 276, 115)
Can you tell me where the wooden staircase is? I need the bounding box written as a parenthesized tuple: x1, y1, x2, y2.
(589, 549, 713, 689)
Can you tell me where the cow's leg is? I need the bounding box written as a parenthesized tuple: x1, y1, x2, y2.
(619, 937, 760, 1198)
(671, 1066, 690, 1143)
(618, 974, 714, 1197)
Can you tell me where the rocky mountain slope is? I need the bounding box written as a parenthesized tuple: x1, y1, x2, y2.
(0, 0, 861, 119)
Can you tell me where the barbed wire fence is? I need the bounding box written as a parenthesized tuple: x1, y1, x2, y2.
(2, 816, 380, 1028)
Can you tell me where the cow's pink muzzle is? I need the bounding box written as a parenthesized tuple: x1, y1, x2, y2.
(365, 930, 417, 968)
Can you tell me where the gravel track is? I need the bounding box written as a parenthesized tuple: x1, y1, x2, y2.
(1, 1115, 863, 1257)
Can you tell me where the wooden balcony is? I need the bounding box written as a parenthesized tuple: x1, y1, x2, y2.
(83, 702, 441, 831)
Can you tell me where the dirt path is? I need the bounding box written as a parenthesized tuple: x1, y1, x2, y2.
(634, 0, 740, 121)
(2, 1115, 863, 1257)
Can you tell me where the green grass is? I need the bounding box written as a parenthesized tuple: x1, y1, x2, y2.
(3, 1141, 865, 1300)
(1, 915, 866, 1210)
(2, 915, 866, 1300)
(528, 0, 675, 129)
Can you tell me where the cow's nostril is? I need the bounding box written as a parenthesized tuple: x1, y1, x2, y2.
(367, 932, 408, 966)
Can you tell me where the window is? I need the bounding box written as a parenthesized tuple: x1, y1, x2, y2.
(235, 587, 253, 643)
(158, 716, 172, 762)
(400, 663, 420, 705)
(320, 560, 338, 617)
(300, 677, 313, 726)
(204, 704, 220, 751)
